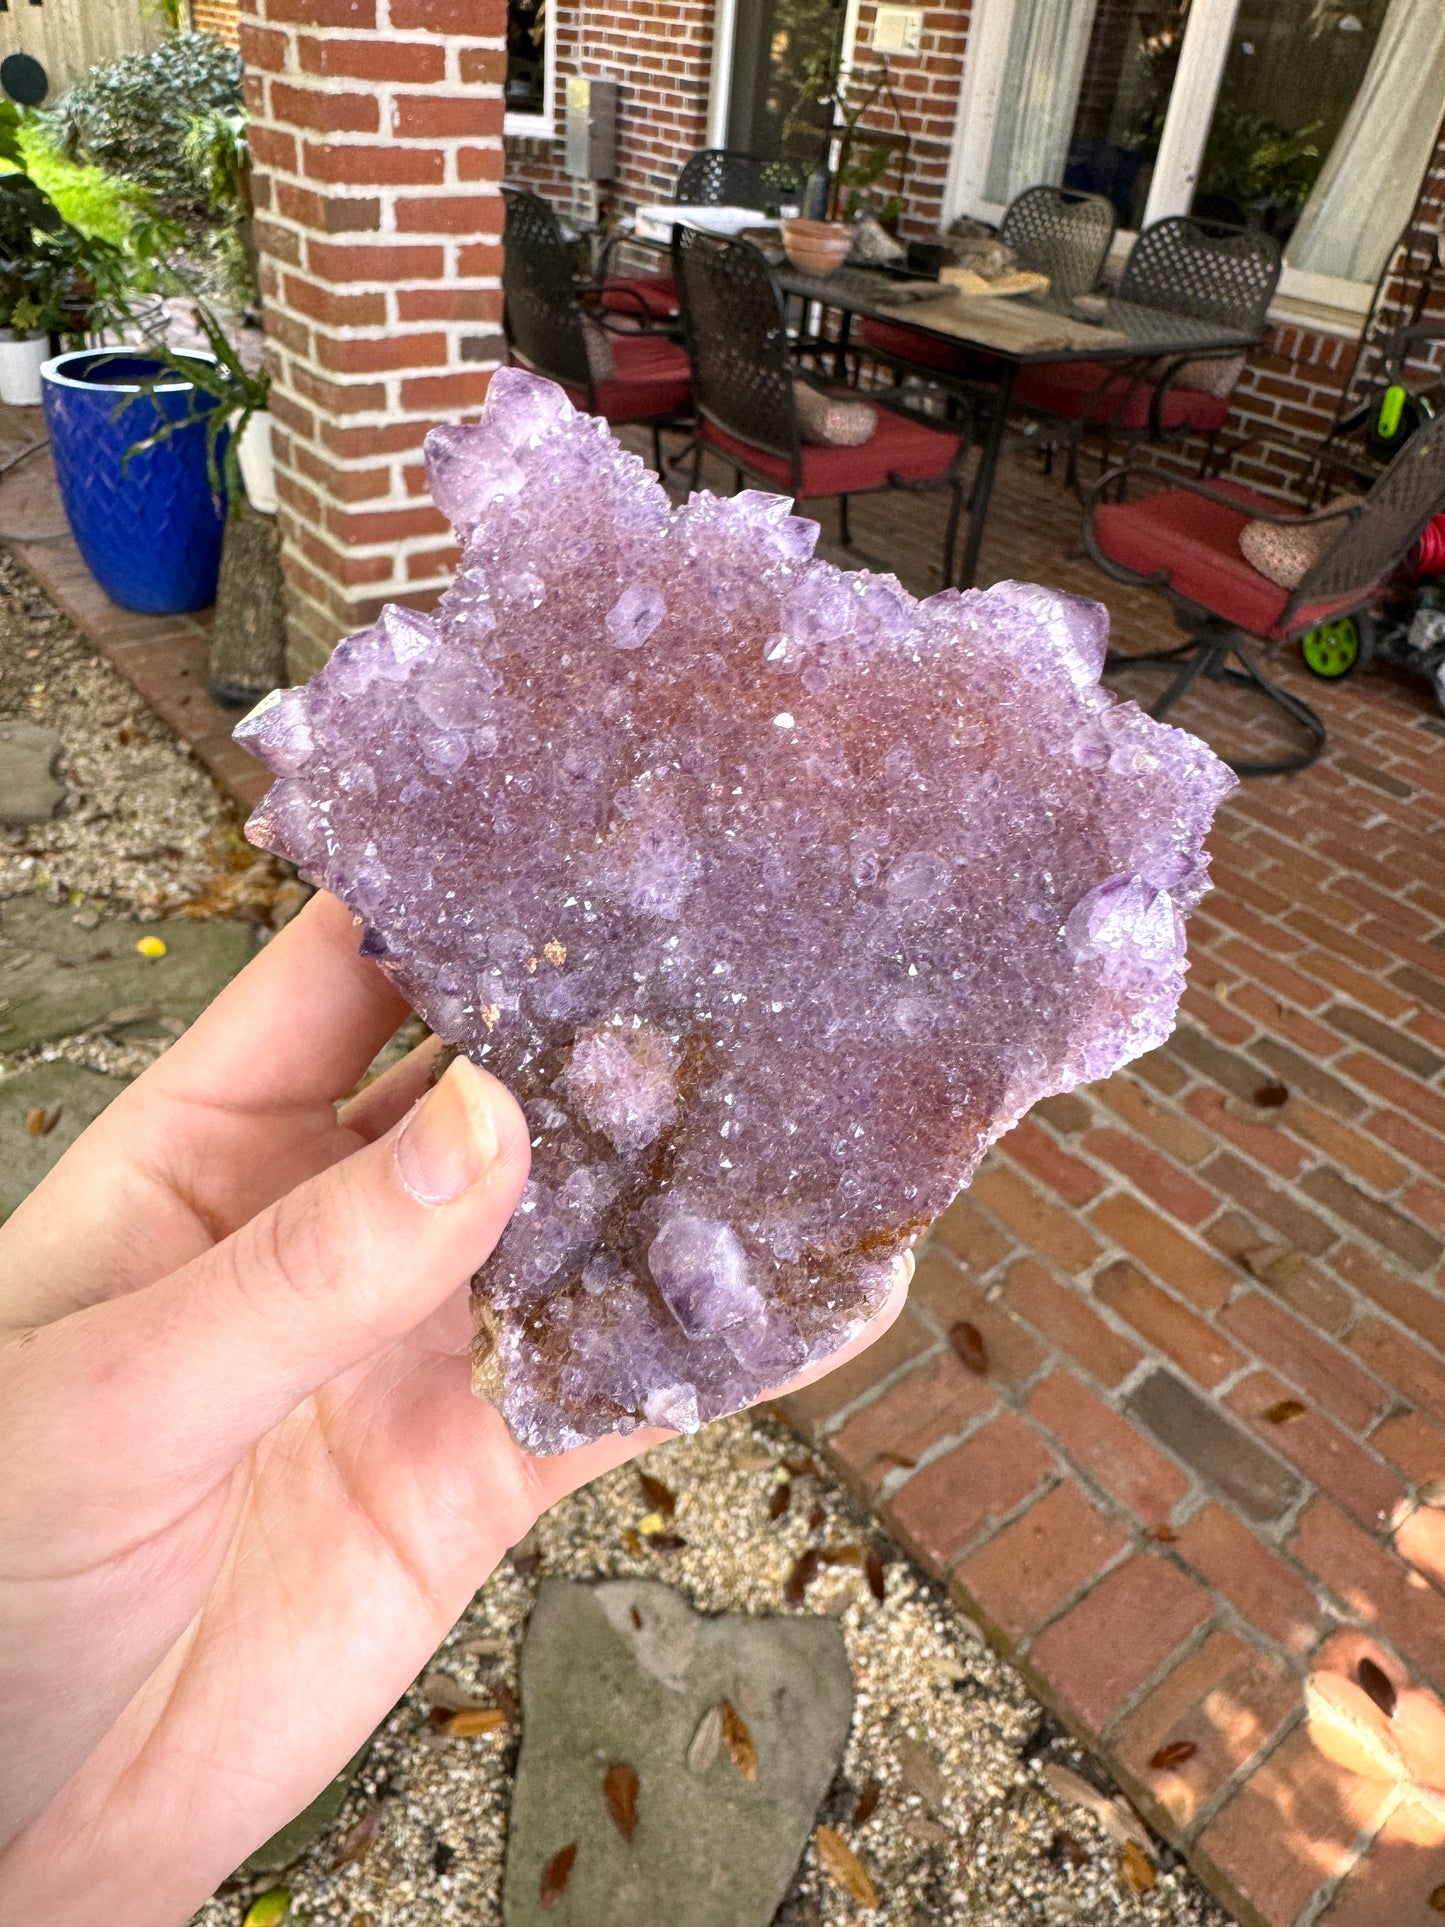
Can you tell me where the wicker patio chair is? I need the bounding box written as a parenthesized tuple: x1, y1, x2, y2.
(1015, 215, 1281, 486)
(672, 223, 970, 582)
(859, 185, 1116, 382)
(1083, 405, 1445, 776)
(601, 149, 808, 327)
(501, 188, 691, 468)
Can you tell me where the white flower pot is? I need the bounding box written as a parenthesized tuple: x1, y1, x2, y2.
(235, 408, 276, 513)
(0, 330, 51, 406)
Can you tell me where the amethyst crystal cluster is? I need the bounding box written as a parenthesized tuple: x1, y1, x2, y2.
(239, 368, 1234, 1453)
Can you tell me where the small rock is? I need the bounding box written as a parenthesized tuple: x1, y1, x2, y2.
(0, 718, 65, 826)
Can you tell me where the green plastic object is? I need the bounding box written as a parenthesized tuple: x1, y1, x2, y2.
(1377, 383, 1407, 443)
(1300, 615, 1360, 678)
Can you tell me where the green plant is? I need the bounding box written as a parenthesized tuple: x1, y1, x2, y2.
(116, 292, 269, 512)
(780, 50, 911, 223)
(1199, 107, 1323, 211)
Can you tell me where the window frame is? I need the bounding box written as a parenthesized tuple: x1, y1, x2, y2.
(943, 0, 1411, 317)
(503, 0, 560, 140)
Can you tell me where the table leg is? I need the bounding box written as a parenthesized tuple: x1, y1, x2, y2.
(833, 309, 853, 385)
(959, 363, 1014, 589)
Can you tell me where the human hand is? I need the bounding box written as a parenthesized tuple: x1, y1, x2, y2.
(0, 892, 907, 1927)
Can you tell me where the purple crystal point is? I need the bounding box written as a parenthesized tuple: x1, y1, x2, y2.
(238, 365, 1235, 1453)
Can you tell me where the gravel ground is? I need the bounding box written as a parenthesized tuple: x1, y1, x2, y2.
(197, 1412, 1230, 1927)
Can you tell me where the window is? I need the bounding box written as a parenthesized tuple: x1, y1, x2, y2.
(949, 0, 1445, 311)
(505, 0, 556, 137)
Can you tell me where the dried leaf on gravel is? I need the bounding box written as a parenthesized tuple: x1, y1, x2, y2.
(897, 1736, 947, 1812)
(815, 1826, 879, 1910)
(949, 1320, 989, 1376)
(720, 1699, 758, 1782)
(420, 1670, 489, 1712)
(330, 1809, 383, 1870)
(768, 1481, 792, 1521)
(24, 1105, 60, 1136)
(784, 1455, 819, 1479)
(604, 1762, 640, 1842)
(851, 1779, 881, 1826)
(785, 1547, 821, 1607)
(1357, 1657, 1398, 1718)
(1121, 1840, 1158, 1894)
(1264, 1398, 1307, 1425)
(540, 1842, 578, 1910)
(638, 1471, 676, 1520)
(445, 1707, 508, 1737)
(808, 1501, 826, 1531)
(821, 1543, 867, 1567)
(688, 1703, 723, 1775)
(866, 1550, 886, 1601)
(1041, 1764, 1153, 1855)
(1148, 1740, 1198, 1771)
(622, 1527, 643, 1555)
(1048, 1830, 1090, 1871)
(645, 1531, 687, 1552)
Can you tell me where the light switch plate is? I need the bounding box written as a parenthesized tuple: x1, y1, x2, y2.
(871, 5, 925, 54)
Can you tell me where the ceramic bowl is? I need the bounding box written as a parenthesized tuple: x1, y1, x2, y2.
(781, 218, 854, 277)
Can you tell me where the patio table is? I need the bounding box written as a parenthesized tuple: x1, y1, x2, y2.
(774, 263, 1262, 587)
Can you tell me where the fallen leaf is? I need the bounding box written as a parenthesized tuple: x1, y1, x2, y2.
(949, 1319, 989, 1376)
(786, 1548, 821, 1607)
(1148, 1740, 1198, 1771)
(851, 1779, 881, 1826)
(866, 1550, 886, 1601)
(511, 1550, 543, 1577)
(630, 1605, 643, 1631)
(1358, 1657, 1398, 1719)
(242, 1893, 292, 1927)
(622, 1527, 643, 1555)
(784, 1455, 819, 1479)
(638, 1511, 668, 1535)
(645, 1531, 687, 1552)
(1144, 1524, 1179, 1544)
(117, 719, 136, 745)
(445, 1706, 508, 1737)
(492, 1681, 520, 1724)
(638, 1471, 676, 1520)
(1041, 1764, 1153, 1855)
(897, 1735, 946, 1811)
(821, 1543, 867, 1567)
(808, 1501, 826, 1531)
(905, 1814, 951, 1847)
(1121, 1840, 1157, 1894)
(1245, 1247, 1306, 1288)
(104, 1002, 160, 1027)
(331, 1809, 383, 1870)
(24, 1106, 45, 1136)
(1265, 1398, 1307, 1425)
(421, 1669, 489, 1712)
(540, 1842, 578, 1911)
(768, 1481, 792, 1521)
(720, 1698, 758, 1781)
(604, 1762, 640, 1842)
(458, 1632, 509, 1657)
(735, 1449, 774, 1471)
(1048, 1830, 1090, 1871)
(1253, 1079, 1289, 1108)
(687, 1703, 722, 1775)
(815, 1826, 879, 1910)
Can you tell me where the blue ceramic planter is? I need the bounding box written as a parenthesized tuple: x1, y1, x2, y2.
(42, 349, 228, 616)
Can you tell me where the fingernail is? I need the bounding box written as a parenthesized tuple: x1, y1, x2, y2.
(395, 1058, 501, 1204)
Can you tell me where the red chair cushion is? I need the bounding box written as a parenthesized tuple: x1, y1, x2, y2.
(601, 272, 679, 321)
(700, 405, 961, 496)
(859, 316, 970, 375)
(561, 332, 692, 423)
(1093, 484, 1291, 638)
(1014, 358, 1232, 433)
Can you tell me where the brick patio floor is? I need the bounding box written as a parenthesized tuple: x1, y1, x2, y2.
(16, 396, 1445, 1926)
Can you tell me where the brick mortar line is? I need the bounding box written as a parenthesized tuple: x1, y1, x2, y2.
(1293, 1782, 1409, 1927)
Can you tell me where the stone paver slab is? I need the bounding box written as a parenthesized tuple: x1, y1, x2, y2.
(0, 719, 65, 826)
(0, 1060, 129, 1221)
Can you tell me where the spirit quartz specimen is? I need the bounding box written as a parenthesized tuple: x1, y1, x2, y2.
(239, 368, 1234, 1453)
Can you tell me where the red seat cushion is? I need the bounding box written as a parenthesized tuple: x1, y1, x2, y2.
(560, 332, 692, 423)
(700, 404, 961, 496)
(601, 272, 679, 321)
(1014, 358, 1232, 433)
(859, 315, 970, 375)
(1093, 484, 1292, 637)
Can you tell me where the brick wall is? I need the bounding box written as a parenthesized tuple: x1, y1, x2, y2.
(847, 1, 970, 243)
(192, 0, 241, 43)
(239, 0, 506, 680)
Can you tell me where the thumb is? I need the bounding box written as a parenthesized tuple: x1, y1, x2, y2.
(42, 1057, 531, 1492)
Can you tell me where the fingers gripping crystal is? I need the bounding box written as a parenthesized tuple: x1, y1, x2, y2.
(237, 369, 1234, 1453)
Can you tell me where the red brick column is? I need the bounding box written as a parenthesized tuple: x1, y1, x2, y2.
(239, 0, 506, 678)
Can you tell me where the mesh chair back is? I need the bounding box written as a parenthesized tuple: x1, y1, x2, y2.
(672, 224, 799, 463)
(1119, 215, 1280, 334)
(674, 149, 801, 214)
(1000, 186, 1115, 300)
(501, 187, 590, 392)
(1292, 407, 1445, 620)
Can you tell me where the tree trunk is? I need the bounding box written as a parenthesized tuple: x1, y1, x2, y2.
(210, 500, 288, 706)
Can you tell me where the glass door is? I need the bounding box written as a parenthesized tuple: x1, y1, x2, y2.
(726, 0, 849, 174)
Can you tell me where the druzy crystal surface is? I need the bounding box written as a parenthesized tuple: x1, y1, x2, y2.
(239, 368, 1234, 1454)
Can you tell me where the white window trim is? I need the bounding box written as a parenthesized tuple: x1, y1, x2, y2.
(503, 3, 560, 140)
(944, 0, 1409, 319)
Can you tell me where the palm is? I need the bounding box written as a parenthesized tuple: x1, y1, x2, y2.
(0, 895, 903, 1926)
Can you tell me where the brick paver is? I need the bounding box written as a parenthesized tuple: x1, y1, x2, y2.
(29, 395, 1445, 1927)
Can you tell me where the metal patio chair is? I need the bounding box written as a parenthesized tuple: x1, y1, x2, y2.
(600, 149, 808, 327)
(1015, 215, 1281, 486)
(1083, 405, 1445, 776)
(502, 188, 692, 467)
(672, 224, 970, 583)
(859, 185, 1117, 382)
